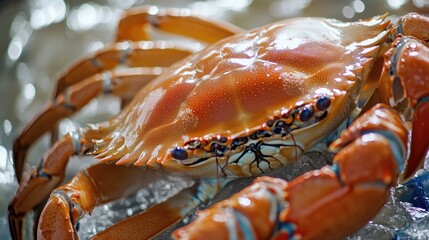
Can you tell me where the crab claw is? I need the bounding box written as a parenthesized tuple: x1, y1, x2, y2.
(37, 193, 77, 240)
(395, 37, 429, 182)
(375, 34, 429, 182)
(386, 13, 429, 182)
(401, 100, 429, 182)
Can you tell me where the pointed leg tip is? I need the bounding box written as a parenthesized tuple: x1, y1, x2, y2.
(8, 206, 24, 240)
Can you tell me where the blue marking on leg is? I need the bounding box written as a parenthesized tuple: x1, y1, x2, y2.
(275, 221, 297, 240)
(232, 210, 256, 240)
(269, 185, 297, 239)
(330, 163, 345, 186)
(331, 164, 340, 178)
(193, 178, 224, 203)
(363, 130, 406, 173)
(419, 96, 429, 103)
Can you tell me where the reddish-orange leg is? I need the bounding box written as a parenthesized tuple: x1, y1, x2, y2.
(13, 41, 199, 183)
(38, 168, 218, 240)
(55, 6, 244, 98)
(53, 41, 201, 98)
(14, 6, 244, 182)
(10, 132, 81, 240)
(36, 163, 165, 240)
(375, 35, 429, 181)
(11, 129, 209, 240)
(365, 13, 429, 179)
(115, 6, 243, 43)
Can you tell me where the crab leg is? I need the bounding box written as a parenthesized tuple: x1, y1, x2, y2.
(116, 6, 243, 43)
(392, 37, 429, 181)
(172, 104, 408, 240)
(9, 132, 82, 240)
(37, 166, 220, 240)
(54, 40, 198, 97)
(371, 35, 429, 181)
(36, 163, 169, 240)
(92, 179, 220, 240)
(43, 41, 197, 173)
(13, 67, 162, 182)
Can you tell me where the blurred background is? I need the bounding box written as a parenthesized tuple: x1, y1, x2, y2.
(0, 0, 428, 239)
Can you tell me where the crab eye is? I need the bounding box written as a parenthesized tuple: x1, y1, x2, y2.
(316, 96, 331, 111)
(299, 106, 314, 122)
(171, 147, 188, 160)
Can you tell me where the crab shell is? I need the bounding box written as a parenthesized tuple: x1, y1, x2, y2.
(83, 15, 390, 178)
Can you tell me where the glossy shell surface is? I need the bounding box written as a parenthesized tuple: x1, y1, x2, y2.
(86, 16, 390, 177)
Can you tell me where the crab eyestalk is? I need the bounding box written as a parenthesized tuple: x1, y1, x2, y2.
(378, 36, 429, 182)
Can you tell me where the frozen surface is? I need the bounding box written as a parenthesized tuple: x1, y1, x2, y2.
(348, 155, 429, 240)
(78, 174, 194, 239)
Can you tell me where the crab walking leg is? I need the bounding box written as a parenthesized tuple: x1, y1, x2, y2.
(172, 104, 408, 240)
(9, 132, 81, 240)
(53, 40, 198, 97)
(92, 179, 220, 240)
(36, 163, 167, 240)
(47, 41, 197, 155)
(12, 67, 162, 182)
(116, 6, 243, 43)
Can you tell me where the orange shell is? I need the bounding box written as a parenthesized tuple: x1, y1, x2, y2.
(84, 15, 390, 177)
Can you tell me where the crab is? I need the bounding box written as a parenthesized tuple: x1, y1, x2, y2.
(8, 6, 429, 240)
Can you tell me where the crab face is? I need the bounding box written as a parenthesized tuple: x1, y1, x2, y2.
(85, 16, 390, 178)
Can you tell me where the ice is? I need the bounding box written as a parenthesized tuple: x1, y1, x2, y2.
(397, 170, 429, 211)
(393, 170, 429, 239)
(348, 156, 429, 240)
(347, 189, 412, 239)
(395, 216, 429, 239)
(77, 174, 194, 239)
(348, 224, 394, 240)
(401, 202, 429, 220)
